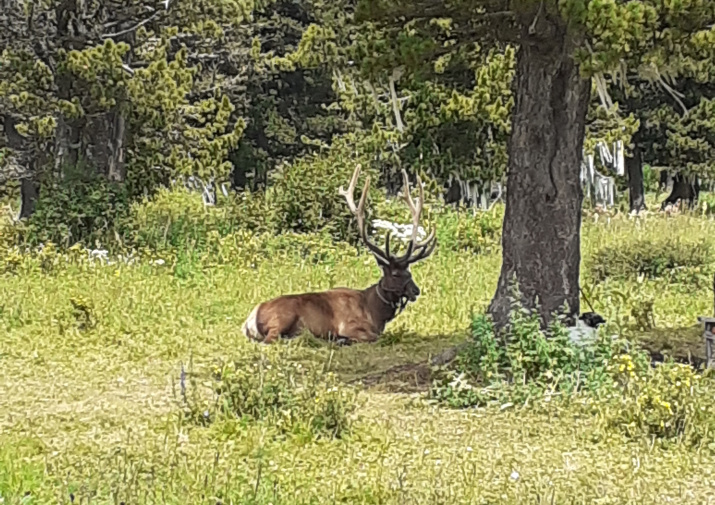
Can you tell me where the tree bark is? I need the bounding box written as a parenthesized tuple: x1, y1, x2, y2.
(85, 107, 127, 182)
(488, 18, 590, 330)
(658, 170, 668, 190)
(3, 115, 41, 219)
(660, 173, 700, 210)
(626, 143, 646, 213)
(20, 178, 39, 219)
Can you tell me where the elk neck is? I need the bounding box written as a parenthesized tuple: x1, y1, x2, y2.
(365, 280, 403, 326)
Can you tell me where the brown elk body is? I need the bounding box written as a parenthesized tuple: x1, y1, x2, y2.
(242, 165, 437, 345)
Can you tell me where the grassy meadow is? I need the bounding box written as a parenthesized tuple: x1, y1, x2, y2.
(2, 193, 715, 504)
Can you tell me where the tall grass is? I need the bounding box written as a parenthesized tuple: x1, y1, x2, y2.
(1, 196, 715, 504)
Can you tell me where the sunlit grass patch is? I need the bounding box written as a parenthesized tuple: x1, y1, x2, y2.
(2, 204, 715, 503)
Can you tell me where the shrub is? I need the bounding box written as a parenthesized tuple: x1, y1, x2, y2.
(371, 198, 502, 255)
(177, 347, 358, 440)
(599, 356, 715, 448)
(0, 203, 23, 265)
(260, 231, 356, 265)
(587, 235, 713, 282)
(697, 192, 715, 215)
(434, 205, 503, 254)
(17, 170, 130, 248)
(268, 152, 380, 244)
(2, 241, 80, 276)
(429, 303, 633, 408)
(118, 186, 258, 254)
(0, 246, 24, 274)
(177, 229, 356, 273)
(429, 300, 715, 450)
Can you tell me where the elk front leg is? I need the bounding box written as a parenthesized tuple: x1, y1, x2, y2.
(338, 326, 379, 345)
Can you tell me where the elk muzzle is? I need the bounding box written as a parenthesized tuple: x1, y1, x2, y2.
(404, 280, 420, 302)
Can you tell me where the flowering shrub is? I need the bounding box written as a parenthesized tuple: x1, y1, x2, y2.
(600, 356, 715, 447)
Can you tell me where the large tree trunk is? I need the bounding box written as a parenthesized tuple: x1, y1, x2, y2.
(626, 142, 646, 213)
(85, 106, 127, 182)
(3, 115, 41, 219)
(488, 16, 590, 330)
(660, 173, 699, 210)
(19, 178, 39, 219)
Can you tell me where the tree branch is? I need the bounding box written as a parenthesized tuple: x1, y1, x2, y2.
(101, 10, 159, 39)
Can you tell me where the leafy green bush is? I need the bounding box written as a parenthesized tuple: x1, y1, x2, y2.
(435, 205, 503, 254)
(0, 205, 19, 255)
(177, 348, 358, 440)
(429, 304, 632, 408)
(17, 170, 130, 248)
(598, 356, 715, 448)
(697, 192, 715, 215)
(642, 164, 659, 193)
(118, 186, 267, 254)
(0, 245, 24, 274)
(430, 299, 715, 450)
(268, 148, 380, 244)
(587, 235, 713, 282)
(371, 198, 502, 255)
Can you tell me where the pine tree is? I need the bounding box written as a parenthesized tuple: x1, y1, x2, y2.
(0, 0, 250, 217)
(355, 0, 715, 328)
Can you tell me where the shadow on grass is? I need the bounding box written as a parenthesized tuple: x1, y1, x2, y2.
(281, 329, 467, 393)
(636, 324, 707, 368)
(345, 325, 711, 393)
(342, 332, 468, 393)
(275, 323, 708, 395)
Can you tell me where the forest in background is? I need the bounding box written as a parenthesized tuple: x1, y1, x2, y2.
(2, 0, 713, 222)
(3, 2, 715, 503)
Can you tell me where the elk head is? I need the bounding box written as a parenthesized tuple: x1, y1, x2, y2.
(339, 164, 437, 312)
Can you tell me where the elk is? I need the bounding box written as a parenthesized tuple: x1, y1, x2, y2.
(242, 164, 437, 345)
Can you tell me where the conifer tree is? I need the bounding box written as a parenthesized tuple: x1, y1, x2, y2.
(356, 0, 715, 328)
(612, 74, 715, 211)
(0, 0, 250, 216)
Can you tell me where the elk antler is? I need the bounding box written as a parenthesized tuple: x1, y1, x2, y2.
(339, 164, 391, 266)
(394, 169, 437, 267)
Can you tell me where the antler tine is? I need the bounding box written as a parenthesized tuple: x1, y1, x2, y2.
(339, 164, 391, 265)
(407, 230, 437, 263)
(395, 169, 437, 266)
(338, 163, 361, 214)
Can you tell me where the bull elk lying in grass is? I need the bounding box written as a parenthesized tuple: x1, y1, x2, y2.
(242, 164, 437, 345)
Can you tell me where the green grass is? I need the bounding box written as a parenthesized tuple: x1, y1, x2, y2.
(2, 203, 715, 504)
